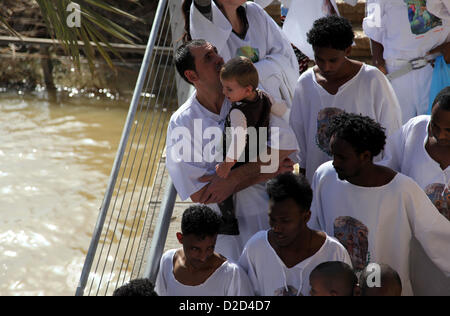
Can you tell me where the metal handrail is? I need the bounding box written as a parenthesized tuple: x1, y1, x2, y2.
(75, 0, 169, 296)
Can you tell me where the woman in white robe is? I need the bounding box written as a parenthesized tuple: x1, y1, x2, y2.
(182, 0, 299, 107)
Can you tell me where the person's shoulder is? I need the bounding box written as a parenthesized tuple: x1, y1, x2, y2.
(298, 67, 315, 83)
(314, 161, 336, 179)
(245, 1, 264, 12)
(168, 94, 198, 127)
(244, 230, 268, 250)
(387, 172, 421, 191)
(407, 115, 430, 127)
(162, 248, 178, 260)
(221, 260, 244, 275)
(323, 234, 348, 252)
(358, 63, 394, 86)
(245, 1, 272, 20)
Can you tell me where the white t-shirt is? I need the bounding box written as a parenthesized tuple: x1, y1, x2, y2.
(289, 64, 402, 182)
(363, 0, 449, 61)
(190, 2, 299, 106)
(381, 115, 450, 296)
(238, 230, 352, 296)
(155, 249, 254, 296)
(382, 115, 449, 220)
(165, 93, 299, 260)
(309, 161, 450, 296)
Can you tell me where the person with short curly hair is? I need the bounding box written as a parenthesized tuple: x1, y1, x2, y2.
(239, 173, 351, 296)
(289, 15, 402, 183)
(309, 112, 450, 296)
(155, 205, 254, 296)
(380, 87, 450, 295)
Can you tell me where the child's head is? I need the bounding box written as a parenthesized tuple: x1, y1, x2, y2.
(309, 261, 358, 296)
(112, 278, 158, 296)
(220, 56, 259, 102)
(306, 15, 355, 78)
(177, 205, 222, 268)
(359, 263, 402, 296)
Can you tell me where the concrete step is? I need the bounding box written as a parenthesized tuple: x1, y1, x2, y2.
(336, 0, 366, 24)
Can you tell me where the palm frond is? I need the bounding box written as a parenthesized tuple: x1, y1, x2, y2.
(2, 0, 142, 73)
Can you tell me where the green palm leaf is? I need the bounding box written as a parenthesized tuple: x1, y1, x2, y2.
(2, 0, 142, 73)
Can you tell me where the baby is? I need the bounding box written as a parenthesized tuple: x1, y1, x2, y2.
(215, 56, 290, 235)
(216, 56, 290, 178)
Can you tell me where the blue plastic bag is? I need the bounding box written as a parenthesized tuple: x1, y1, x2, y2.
(428, 55, 450, 114)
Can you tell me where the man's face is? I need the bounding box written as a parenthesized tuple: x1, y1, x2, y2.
(189, 43, 224, 88)
(313, 46, 350, 79)
(429, 105, 450, 146)
(178, 233, 217, 269)
(268, 198, 309, 248)
(221, 78, 251, 102)
(330, 135, 365, 181)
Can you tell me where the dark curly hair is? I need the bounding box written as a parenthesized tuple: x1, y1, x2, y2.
(266, 173, 313, 212)
(326, 112, 386, 158)
(112, 278, 158, 296)
(307, 15, 355, 50)
(181, 204, 222, 238)
(432, 86, 450, 111)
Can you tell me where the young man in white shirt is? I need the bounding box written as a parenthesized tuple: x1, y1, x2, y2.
(309, 112, 450, 296)
(155, 205, 254, 296)
(167, 40, 298, 261)
(381, 87, 450, 295)
(289, 15, 402, 183)
(239, 172, 351, 296)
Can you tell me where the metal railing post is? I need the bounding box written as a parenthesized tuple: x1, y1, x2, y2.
(143, 180, 178, 283)
(75, 0, 168, 296)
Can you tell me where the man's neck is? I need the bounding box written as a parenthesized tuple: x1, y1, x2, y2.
(196, 88, 225, 115)
(317, 59, 362, 84)
(269, 228, 318, 268)
(346, 163, 396, 187)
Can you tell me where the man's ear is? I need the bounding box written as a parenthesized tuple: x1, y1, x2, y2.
(176, 232, 183, 244)
(184, 70, 198, 84)
(359, 150, 372, 164)
(304, 210, 312, 224)
(345, 46, 352, 57)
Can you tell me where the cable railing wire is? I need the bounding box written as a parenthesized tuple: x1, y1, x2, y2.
(75, 0, 174, 296)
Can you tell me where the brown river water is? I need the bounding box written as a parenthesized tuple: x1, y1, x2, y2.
(0, 90, 130, 295)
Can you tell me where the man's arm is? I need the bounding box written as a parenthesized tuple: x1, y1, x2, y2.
(428, 41, 450, 64)
(370, 39, 387, 74)
(191, 148, 295, 204)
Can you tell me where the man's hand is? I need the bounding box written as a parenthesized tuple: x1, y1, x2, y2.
(428, 41, 450, 64)
(258, 156, 295, 183)
(196, 173, 237, 204)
